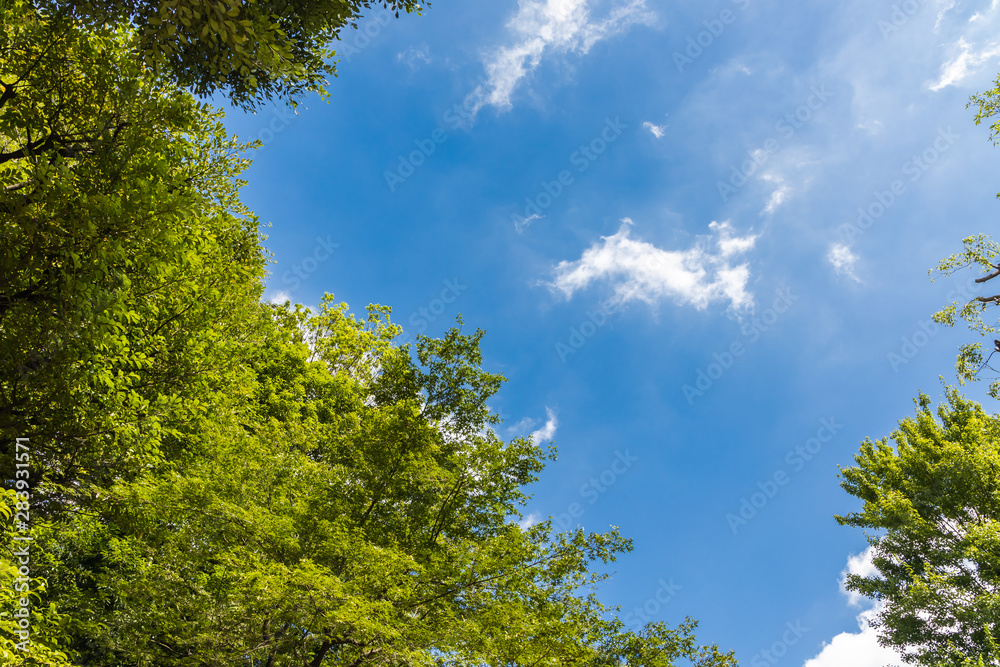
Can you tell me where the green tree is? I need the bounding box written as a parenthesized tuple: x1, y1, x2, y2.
(837, 389, 1000, 665)
(1, 6, 735, 665)
(929, 74, 1000, 399)
(1, 2, 267, 500)
(34, 0, 427, 108)
(0, 490, 74, 667)
(930, 234, 1000, 397)
(1, 9, 268, 659)
(969, 74, 1000, 147)
(30, 300, 736, 666)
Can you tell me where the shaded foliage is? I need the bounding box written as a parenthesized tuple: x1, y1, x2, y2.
(33, 0, 427, 108)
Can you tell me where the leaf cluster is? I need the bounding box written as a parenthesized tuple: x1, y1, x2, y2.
(838, 389, 1000, 665)
(0, 4, 735, 666)
(34, 0, 427, 108)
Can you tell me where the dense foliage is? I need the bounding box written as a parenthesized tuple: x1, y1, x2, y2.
(32, 0, 426, 108)
(838, 390, 1000, 665)
(0, 3, 736, 665)
(1, 1, 267, 500)
(10, 0, 999, 662)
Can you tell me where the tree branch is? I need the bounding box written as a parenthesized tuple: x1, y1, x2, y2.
(308, 640, 333, 667)
(976, 263, 1000, 284)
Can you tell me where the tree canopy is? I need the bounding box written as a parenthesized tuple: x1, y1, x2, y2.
(32, 0, 427, 108)
(1, 1, 267, 499)
(833, 71, 1000, 667)
(838, 389, 1000, 665)
(22, 298, 737, 666)
(0, 3, 736, 665)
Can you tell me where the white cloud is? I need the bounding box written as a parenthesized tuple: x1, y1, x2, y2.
(397, 46, 431, 70)
(515, 212, 544, 232)
(471, 0, 655, 115)
(530, 407, 559, 442)
(930, 37, 1000, 91)
(507, 415, 536, 434)
(760, 173, 791, 214)
(763, 187, 789, 213)
(549, 218, 758, 310)
(841, 546, 882, 607)
(935, 0, 957, 31)
(971, 1, 998, 23)
(803, 606, 903, 667)
(804, 547, 905, 667)
(827, 243, 861, 282)
(643, 120, 666, 138)
(267, 290, 293, 305)
(743, 169, 793, 216)
(855, 119, 884, 134)
(518, 512, 543, 529)
(715, 220, 757, 257)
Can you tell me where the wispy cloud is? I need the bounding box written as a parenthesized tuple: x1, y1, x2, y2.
(761, 174, 791, 214)
(530, 407, 559, 442)
(643, 120, 666, 138)
(763, 187, 789, 214)
(930, 37, 1000, 91)
(471, 0, 655, 115)
(935, 0, 957, 31)
(970, 0, 999, 23)
(548, 219, 758, 310)
(827, 243, 861, 282)
(515, 212, 544, 233)
(397, 45, 431, 70)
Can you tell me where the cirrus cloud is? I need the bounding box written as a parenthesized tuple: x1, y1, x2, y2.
(471, 0, 655, 116)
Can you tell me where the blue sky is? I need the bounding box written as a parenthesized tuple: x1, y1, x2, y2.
(223, 0, 1000, 664)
